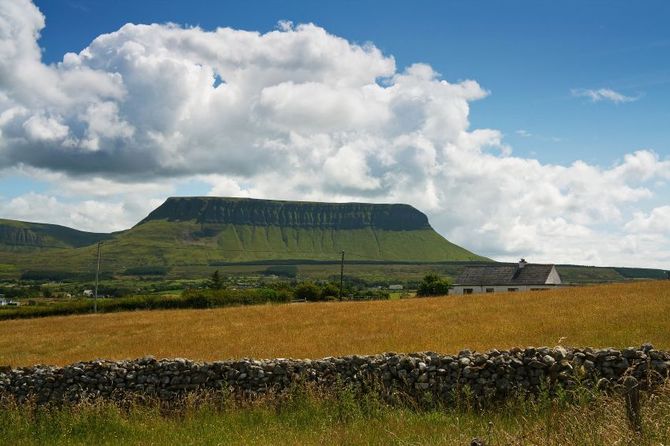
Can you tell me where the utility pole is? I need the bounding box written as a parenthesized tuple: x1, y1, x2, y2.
(94, 241, 102, 313)
(339, 250, 345, 301)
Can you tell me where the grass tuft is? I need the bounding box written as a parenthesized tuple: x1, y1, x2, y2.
(1, 381, 669, 445)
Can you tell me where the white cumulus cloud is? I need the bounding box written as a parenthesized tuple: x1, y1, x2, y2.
(625, 206, 670, 234)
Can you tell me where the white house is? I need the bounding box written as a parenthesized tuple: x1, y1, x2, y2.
(451, 259, 562, 295)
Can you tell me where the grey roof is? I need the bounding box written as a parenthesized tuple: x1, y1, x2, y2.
(455, 264, 557, 286)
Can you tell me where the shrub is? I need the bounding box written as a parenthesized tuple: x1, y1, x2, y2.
(294, 282, 323, 301)
(416, 273, 451, 297)
(321, 283, 341, 300)
(0, 288, 293, 321)
(353, 289, 390, 300)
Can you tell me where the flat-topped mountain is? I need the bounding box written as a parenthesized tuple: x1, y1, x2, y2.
(138, 197, 432, 230)
(0, 196, 488, 277)
(130, 197, 485, 262)
(1, 197, 667, 282)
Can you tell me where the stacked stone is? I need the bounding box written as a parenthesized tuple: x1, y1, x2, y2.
(0, 346, 668, 405)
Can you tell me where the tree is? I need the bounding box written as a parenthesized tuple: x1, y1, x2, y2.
(416, 273, 451, 297)
(42, 287, 53, 299)
(320, 282, 340, 300)
(209, 270, 224, 290)
(294, 282, 322, 301)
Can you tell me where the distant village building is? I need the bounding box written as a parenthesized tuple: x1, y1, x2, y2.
(451, 259, 562, 295)
(0, 294, 19, 306)
(388, 284, 404, 290)
(0, 297, 19, 306)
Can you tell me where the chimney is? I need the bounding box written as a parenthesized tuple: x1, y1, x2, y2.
(518, 258, 527, 269)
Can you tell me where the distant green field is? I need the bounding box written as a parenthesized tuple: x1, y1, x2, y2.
(555, 265, 625, 283)
(2, 257, 665, 285)
(0, 263, 18, 279)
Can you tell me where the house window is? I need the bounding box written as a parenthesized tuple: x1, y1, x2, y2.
(463, 288, 474, 294)
(507, 288, 519, 292)
(485, 288, 494, 293)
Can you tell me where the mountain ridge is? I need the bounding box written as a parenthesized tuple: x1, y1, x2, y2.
(0, 218, 112, 250)
(138, 196, 433, 230)
(0, 197, 488, 276)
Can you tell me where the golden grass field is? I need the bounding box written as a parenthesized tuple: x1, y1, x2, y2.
(1, 281, 669, 367)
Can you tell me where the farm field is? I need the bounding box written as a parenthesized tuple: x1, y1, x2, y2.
(1, 281, 668, 367)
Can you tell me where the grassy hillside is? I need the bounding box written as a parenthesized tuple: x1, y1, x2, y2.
(119, 197, 488, 263)
(0, 219, 112, 250)
(0, 197, 487, 276)
(555, 265, 626, 283)
(116, 220, 483, 262)
(1, 281, 667, 367)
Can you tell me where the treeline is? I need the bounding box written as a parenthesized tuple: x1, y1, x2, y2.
(0, 283, 390, 321)
(19, 270, 114, 281)
(0, 289, 291, 321)
(292, 281, 389, 301)
(0, 271, 450, 320)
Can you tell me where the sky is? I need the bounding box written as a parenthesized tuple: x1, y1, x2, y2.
(0, 0, 669, 268)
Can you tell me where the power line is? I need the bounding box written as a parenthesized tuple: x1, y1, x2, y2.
(339, 251, 344, 301)
(94, 241, 102, 314)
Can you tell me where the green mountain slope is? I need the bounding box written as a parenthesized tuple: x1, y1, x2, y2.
(125, 197, 485, 262)
(0, 219, 112, 250)
(0, 197, 488, 276)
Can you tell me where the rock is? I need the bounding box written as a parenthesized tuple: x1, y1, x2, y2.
(1, 347, 667, 406)
(543, 355, 556, 366)
(641, 343, 654, 353)
(622, 348, 639, 359)
(553, 346, 567, 360)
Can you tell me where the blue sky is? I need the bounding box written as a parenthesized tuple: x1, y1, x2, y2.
(1, 0, 669, 267)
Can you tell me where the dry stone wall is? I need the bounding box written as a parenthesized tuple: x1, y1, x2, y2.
(1, 345, 668, 405)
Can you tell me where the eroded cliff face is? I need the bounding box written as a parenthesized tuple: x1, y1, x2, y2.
(0, 224, 43, 247)
(0, 220, 111, 249)
(138, 197, 432, 231)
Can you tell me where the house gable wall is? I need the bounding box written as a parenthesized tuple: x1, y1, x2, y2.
(545, 266, 562, 285)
